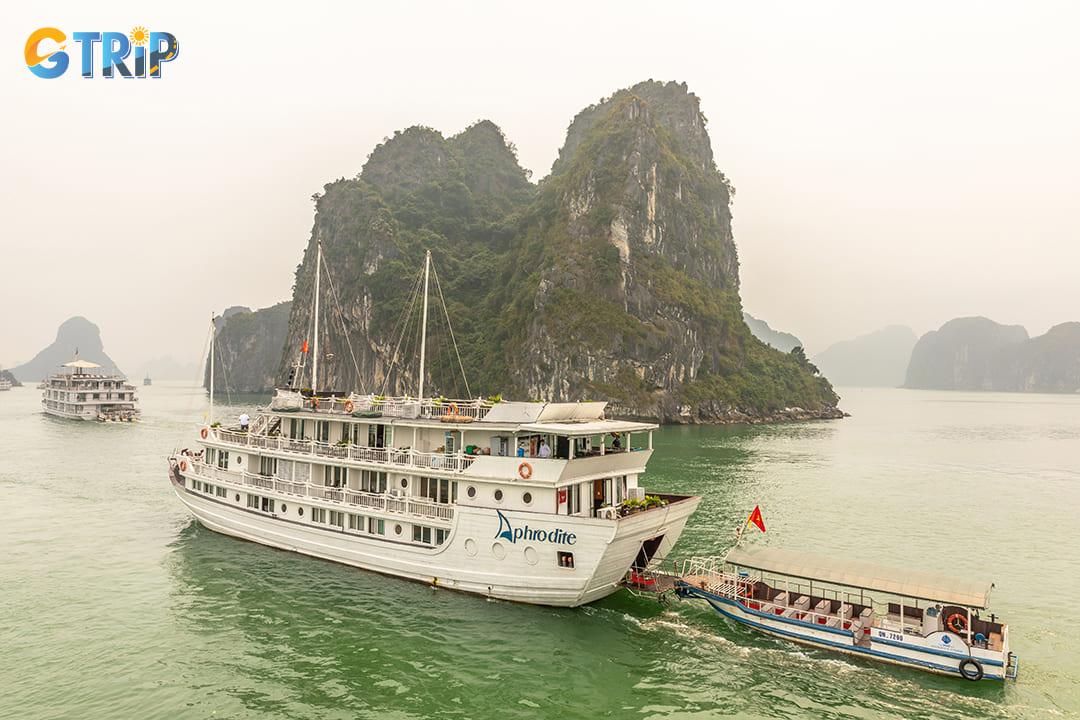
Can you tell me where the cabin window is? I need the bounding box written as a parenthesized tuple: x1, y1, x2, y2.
(311, 507, 326, 524)
(435, 529, 448, 545)
(361, 470, 387, 493)
(494, 489, 503, 502)
(369, 423, 390, 448)
(315, 420, 330, 443)
(206, 448, 216, 466)
(413, 525, 432, 544)
(558, 552, 575, 569)
(420, 477, 457, 504)
(289, 418, 305, 439)
(246, 494, 259, 509)
(261, 497, 275, 513)
(329, 466, 347, 488)
(523, 492, 532, 505)
(368, 518, 384, 535)
(349, 514, 364, 531)
(216, 486, 227, 498)
(329, 511, 345, 528)
(260, 456, 278, 477)
(566, 484, 581, 515)
(351, 424, 361, 445)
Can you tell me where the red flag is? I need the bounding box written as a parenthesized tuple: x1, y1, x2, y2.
(302, 341, 309, 353)
(748, 505, 766, 533)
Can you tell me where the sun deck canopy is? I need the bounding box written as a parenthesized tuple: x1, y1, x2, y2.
(518, 419, 657, 436)
(62, 360, 102, 369)
(724, 544, 994, 608)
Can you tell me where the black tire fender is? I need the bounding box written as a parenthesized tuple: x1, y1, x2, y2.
(959, 658, 984, 681)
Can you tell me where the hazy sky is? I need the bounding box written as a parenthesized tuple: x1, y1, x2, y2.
(5, 1, 1079, 375)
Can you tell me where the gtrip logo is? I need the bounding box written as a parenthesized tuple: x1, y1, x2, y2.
(26, 27, 179, 79)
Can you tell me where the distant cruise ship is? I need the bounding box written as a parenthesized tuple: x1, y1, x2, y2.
(41, 358, 140, 421)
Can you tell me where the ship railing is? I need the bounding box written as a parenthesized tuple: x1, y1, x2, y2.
(186, 460, 455, 523)
(213, 430, 476, 474)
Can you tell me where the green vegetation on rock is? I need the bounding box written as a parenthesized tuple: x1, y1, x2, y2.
(270, 81, 841, 423)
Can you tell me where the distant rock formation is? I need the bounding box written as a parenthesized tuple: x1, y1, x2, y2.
(999, 322, 1080, 392)
(743, 312, 802, 353)
(11, 316, 124, 382)
(902, 316, 1076, 391)
(205, 302, 292, 394)
(0, 369, 19, 387)
(814, 326, 917, 388)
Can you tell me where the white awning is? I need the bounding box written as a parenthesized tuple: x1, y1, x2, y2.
(723, 544, 994, 608)
(517, 419, 657, 436)
(62, 359, 102, 369)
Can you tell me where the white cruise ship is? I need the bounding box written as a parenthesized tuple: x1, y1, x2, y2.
(167, 248, 700, 606)
(41, 359, 140, 421)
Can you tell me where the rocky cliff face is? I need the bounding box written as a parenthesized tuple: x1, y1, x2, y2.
(904, 319, 1080, 393)
(207, 303, 292, 393)
(276, 81, 840, 423)
(12, 316, 124, 382)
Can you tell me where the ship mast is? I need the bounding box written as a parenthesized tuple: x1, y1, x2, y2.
(418, 250, 431, 401)
(312, 241, 322, 393)
(209, 312, 216, 424)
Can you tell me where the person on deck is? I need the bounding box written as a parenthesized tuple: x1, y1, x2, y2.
(239, 411, 249, 431)
(538, 439, 551, 458)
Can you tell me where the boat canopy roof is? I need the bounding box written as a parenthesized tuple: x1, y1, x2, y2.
(724, 544, 994, 608)
(518, 419, 656, 436)
(62, 360, 102, 369)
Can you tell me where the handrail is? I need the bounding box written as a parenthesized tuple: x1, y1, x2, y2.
(186, 460, 455, 523)
(213, 429, 477, 474)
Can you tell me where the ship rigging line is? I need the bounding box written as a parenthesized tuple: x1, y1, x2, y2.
(379, 254, 471, 400)
(318, 251, 365, 394)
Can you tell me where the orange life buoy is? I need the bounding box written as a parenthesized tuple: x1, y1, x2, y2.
(518, 462, 532, 479)
(200, 427, 208, 439)
(344, 400, 353, 412)
(947, 613, 968, 634)
(448, 403, 458, 415)
(179, 460, 187, 471)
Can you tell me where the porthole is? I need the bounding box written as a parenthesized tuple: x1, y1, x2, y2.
(235, 494, 240, 502)
(523, 492, 532, 505)
(401, 478, 408, 488)
(467, 486, 476, 498)
(281, 504, 287, 513)
(492, 542, 506, 560)
(298, 507, 304, 516)
(236, 456, 242, 465)
(395, 524, 403, 535)
(494, 489, 503, 502)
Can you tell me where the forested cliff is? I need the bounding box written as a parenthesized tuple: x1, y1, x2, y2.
(269, 81, 840, 424)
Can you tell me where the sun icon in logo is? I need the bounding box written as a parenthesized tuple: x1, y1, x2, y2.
(129, 26, 149, 46)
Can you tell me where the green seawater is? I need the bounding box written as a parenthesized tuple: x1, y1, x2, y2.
(1, 384, 1077, 719)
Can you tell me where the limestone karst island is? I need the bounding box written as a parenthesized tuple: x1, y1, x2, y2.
(208, 80, 842, 424)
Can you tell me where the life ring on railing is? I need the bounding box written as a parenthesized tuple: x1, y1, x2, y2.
(200, 428, 208, 439)
(518, 462, 532, 479)
(344, 400, 353, 412)
(448, 403, 458, 416)
(179, 460, 187, 471)
(947, 613, 968, 634)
